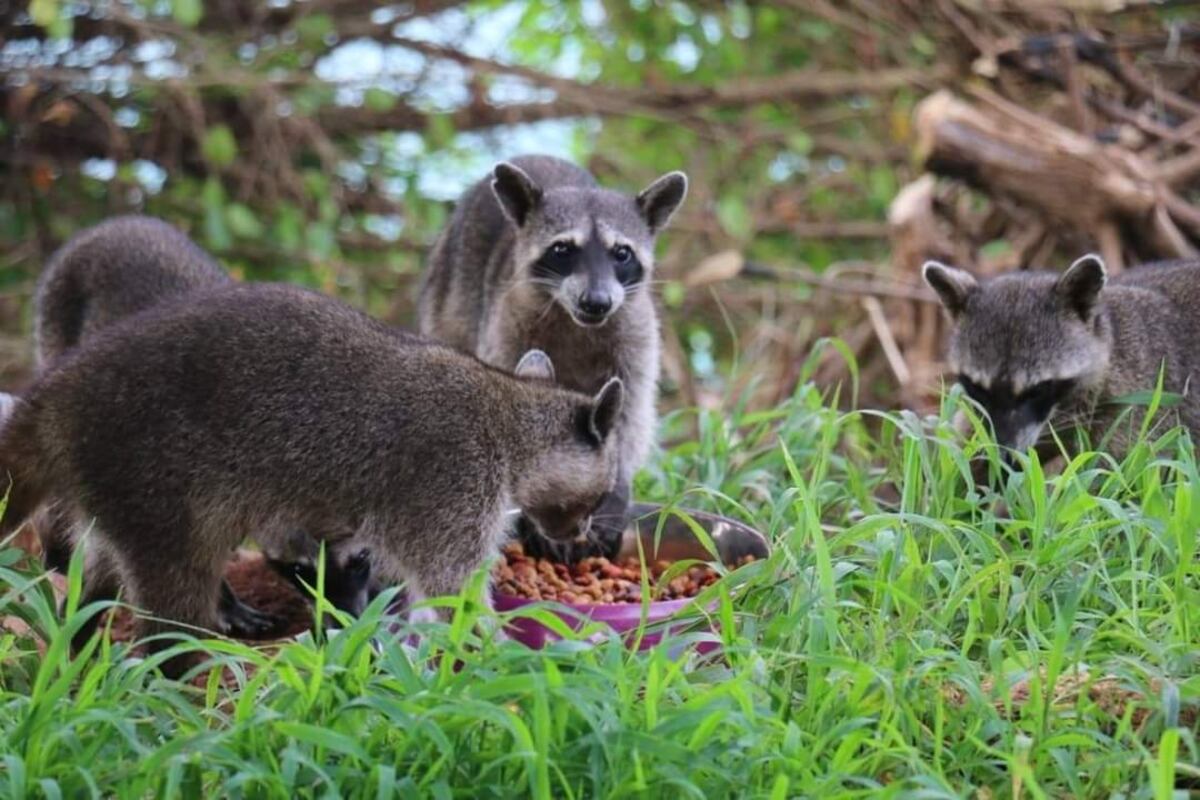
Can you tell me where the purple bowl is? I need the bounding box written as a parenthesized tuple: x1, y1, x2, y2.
(493, 502, 768, 653)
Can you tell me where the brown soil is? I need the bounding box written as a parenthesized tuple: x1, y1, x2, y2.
(943, 668, 1199, 732)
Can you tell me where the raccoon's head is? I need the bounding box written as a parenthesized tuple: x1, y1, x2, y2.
(491, 161, 687, 327)
(513, 352, 623, 541)
(923, 254, 1112, 455)
(266, 536, 374, 617)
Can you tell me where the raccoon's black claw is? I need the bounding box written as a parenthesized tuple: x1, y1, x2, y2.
(217, 580, 285, 638)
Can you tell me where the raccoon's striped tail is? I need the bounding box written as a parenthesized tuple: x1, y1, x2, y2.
(0, 393, 52, 539)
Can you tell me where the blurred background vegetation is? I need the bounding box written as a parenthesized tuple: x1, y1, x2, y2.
(1, 0, 1198, 412)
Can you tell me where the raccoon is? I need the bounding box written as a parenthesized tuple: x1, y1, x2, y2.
(25, 215, 372, 629)
(923, 254, 1200, 459)
(0, 283, 622, 677)
(418, 155, 686, 560)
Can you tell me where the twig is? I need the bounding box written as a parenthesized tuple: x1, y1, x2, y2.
(741, 261, 938, 303)
(862, 296, 911, 387)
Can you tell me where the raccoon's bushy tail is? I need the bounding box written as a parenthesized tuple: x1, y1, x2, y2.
(0, 395, 52, 539)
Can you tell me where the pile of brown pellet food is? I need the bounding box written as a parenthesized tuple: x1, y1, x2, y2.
(493, 542, 756, 604)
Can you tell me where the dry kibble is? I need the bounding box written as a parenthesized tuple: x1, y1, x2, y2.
(495, 541, 755, 604)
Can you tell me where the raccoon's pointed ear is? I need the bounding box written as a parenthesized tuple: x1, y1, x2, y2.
(636, 172, 688, 234)
(922, 261, 978, 318)
(1057, 253, 1107, 320)
(582, 377, 624, 446)
(492, 162, 543, 227)
(514, 349, 556, 383)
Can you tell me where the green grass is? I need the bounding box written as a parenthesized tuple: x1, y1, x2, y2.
(1, 364, 1198, 798)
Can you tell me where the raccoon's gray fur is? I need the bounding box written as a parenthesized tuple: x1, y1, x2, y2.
(33, 215, 232, 371)
(30, 216, 230, 574)
(0, 283, 622, 676)
(923, 254, 1200, 458)
(25, 215, 372, 631)
(418, 155, 686, 559)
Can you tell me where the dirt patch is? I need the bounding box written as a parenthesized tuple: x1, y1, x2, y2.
(944, 668, 1199, 732)
(3, 548, 321, 646)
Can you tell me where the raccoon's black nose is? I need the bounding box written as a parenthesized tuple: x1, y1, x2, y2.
(578, 291, 613, 319)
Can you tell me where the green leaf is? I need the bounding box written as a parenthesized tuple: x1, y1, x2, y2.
(786, 131, 813, 155)
(662, 280, 685, 309)
(979, 239, 1012, 259)
(29, 0, 58, 28)
(364, 88, 397, 113)
(295, 13, 334, 47)
(716, 195, 752, 240)
(201, 125, 237, 168)
(201, 177, 231, 251)
(424, 114, 456, 150)
(171, 0, 203, 27)
(226, 204, 264, 239)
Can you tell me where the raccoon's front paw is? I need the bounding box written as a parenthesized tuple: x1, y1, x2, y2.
(586, 488, 631, 560)
(217, 580, 286, 638)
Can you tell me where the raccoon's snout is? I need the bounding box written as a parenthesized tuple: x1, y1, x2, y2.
(576, 290, 613, 324)
(990, 413, 1046, 459)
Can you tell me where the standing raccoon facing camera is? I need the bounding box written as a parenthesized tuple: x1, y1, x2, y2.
(923, 254, 1200, 461)
(418, 155, 688, 561)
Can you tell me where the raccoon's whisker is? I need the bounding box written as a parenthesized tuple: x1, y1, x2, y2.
(532, 296, 559, 325)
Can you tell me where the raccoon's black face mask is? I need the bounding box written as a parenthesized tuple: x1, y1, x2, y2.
(958, 375, 1077, 455)
(532, 235, 644, 326)
(491, 161, 687, 329)
(267, 547, 374, 617)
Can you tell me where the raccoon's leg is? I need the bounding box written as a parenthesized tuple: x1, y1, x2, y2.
(583, 476, 632, 558)
(36, 501, 76, 574)
(115, 527, 229, 679)
(396, 519, 497, 627)
(322, 544, 374, 617)
(65, 538, 124, 653)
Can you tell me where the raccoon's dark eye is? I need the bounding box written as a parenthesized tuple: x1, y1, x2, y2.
(537, 240, 579, 278)
(346, 549, 371, 575)
(611, 244, 632, 264)
(614, 253, 644, 286)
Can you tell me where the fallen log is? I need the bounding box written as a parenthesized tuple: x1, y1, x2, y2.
(913, 89, 1200, 269)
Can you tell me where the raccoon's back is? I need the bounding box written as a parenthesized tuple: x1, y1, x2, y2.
(34, 216, 230, 367)
(1113, 259, 1200, 297)
(1109, 259, 1200, 343)
(1104, 260, 1200, 424)
(39, 284, 493, 504)
(418, 156, 596, 350)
